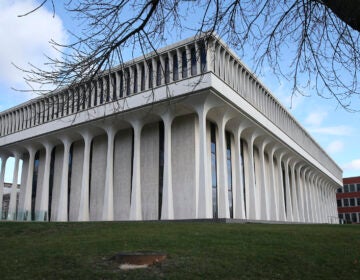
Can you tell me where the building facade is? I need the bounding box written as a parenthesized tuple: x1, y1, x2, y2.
(337, 177, 360, 223)
(0, 34, 341, 223)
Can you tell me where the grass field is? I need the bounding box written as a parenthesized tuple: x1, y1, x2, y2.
(0, 222, 359, 279)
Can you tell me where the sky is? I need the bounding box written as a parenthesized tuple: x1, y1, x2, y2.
(1, 0, 360, 183)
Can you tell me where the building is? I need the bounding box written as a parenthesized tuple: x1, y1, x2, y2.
(337, 177, 360, 223)
(1, 183, 20, 220)
(0, 34, 341, 223)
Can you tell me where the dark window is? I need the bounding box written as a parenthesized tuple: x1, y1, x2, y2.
(119, 71, 124, 98)
(350, 198, 355, 206)
(191, 47, 197, 76)
(87, 83, 92, 108)
(31, 151, 40, 221)
(77, 88, 81, 111)
(337, 199, 342, 207)
(182, 50, 187, 78)
(99, 79, 104, 104)
(350, 184, 355, 192)
(81, 86, 86, 110)
(345, 213, 351, 222)
(240, 139, 246, 217)
(351, 213, 358, 223)
(338, 213, 343, 220)
(357, 198, 360, 206)
(141, 64, 145, 91)
(165, 57, 170, 84)
(66, 91, 71, 113)
(156, 60, 162, 86)
(211, 122, 218, 219)
(106, 76, 110, 102)
(112, 73, 116, 100)
(133, 67, 138, 93)
(126, 69, 130, 96)
(200, 43, 207, 72)
(148, 62, 153, 88)
(344, 198, 349, 206)
(337, 187, 342, 193)
(344, 184, 349, 192)
(226, 132, 233, 218)
(158, 122, 164, 220)
(173, 54, 178, 81)
(48, 147, 56, 221)
(357, 184, 360, 192)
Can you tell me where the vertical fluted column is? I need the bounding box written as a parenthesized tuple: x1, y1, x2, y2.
(232, 124, 247, 219)
(78, 131, 94, 221)
(37, 142, 53, 221)
(102, 126, 116, 221)
(244, 132, 258, 220)
(313, 176, 320, 223)
(0, 155, 8, 219)
(7, 153, 20, 220)
(21, 147, 36, 221)
(310, 173, 317, 223)
(275, 151, 286, 221)
(57, 137, 72, 221)
(129, 120, 143, 220)
(216, 114, 230, 218)
(296, 166, 305, 222)
(283, 157, 293, 221)
(196, 105, 211, 218)
(267, 145, 279, 221)
(259, 139, 270, 220)
(161, 111, 174, 220)
(307, 172, 314, 223)
(290, 161, 299, 222)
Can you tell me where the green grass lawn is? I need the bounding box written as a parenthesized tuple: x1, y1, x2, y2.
(0, 222, 359, 279)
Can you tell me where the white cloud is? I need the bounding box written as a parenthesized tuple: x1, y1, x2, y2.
(0, 0, 67, 86)
(326, 140, 344, 154)
(305, 111, 328, 126)
(342, 159, 360, 171)
(307, 125, 352, 136)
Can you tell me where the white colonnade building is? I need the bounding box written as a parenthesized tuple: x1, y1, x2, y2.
(0, 34, 342, 223)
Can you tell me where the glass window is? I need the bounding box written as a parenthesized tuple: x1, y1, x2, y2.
(357, 184, 360, 192)
(357, 198, 360, 206)
(140, 64, 145, 91)
(105, 77, 110, 102)
(344, 184, 349, 192)
(133, 67, 138, 94)
(350, 184, 355, 192)
(337, 187, 342, 193)
(173, 53, 178, 81)
(191, 47, 197, 76)
(182, 50, 187, 78)
(111, 73, 116, 100)
(99, 79, 104, 104)
(338, 213, 343, 220)
(156, 60, 161, 86)
(148, 62, 153, 88)
(351, 213, 358, 223)
(344, 198, 349, 206)
(350, 198, 355, 206)
(345, 213, 351, 222)
(200, 43, 206, 73)
(226, 132, 233, 219)
(210, 123, 218, 219)
(119, 71, 124, 98)
(337, 199, 342, 207)
(165, 57, 170, 84)
(126, 69, 130, 96)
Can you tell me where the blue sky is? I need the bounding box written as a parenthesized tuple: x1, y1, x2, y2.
(1, 0, 360, 182)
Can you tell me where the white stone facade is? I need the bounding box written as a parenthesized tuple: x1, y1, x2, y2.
(0, 34, 342, 223)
